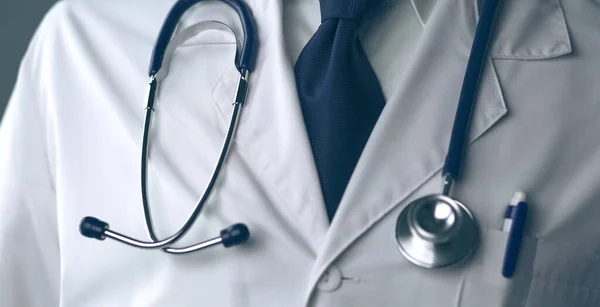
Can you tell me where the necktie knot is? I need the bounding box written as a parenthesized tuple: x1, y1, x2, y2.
(320, 0, 385, 22)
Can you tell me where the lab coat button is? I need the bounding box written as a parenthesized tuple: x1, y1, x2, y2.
(317, 266, 343, 292)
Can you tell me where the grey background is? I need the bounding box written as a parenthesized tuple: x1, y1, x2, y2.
(0, 0, 56, 118)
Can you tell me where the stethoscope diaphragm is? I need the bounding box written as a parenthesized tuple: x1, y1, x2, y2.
(395, 195, 478, 268)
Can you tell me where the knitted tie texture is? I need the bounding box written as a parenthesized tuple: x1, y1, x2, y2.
(295, 0, 386, 220)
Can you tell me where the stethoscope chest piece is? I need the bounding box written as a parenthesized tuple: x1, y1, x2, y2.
(395, 195, 478, 268)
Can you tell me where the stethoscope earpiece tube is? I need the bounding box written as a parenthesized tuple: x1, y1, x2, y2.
(85, 99, 246, 253)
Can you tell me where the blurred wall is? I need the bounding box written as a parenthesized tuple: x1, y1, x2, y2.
(0, 0, 56, 118)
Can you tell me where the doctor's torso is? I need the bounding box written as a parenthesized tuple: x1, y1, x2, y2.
(2, 0, 600, 306)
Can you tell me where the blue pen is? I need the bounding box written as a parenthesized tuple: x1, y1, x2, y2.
(502, 192, 528, 278)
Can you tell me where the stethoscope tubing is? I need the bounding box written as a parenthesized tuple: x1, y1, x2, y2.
(442, 0, 501, 184)
(149, 0, 258, 76)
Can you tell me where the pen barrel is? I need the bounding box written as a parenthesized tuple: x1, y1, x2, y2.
(502, 201, 528, 278)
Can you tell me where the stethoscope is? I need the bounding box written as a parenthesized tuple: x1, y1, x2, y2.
(80, 0, 257, 254)
(79, 0, 502, 267)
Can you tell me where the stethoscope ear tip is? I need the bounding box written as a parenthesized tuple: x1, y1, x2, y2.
(80, 216, 109, 240)
(220, 223, 250, 248)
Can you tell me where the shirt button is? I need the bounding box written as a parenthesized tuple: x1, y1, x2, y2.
(317, 265, 343, 292)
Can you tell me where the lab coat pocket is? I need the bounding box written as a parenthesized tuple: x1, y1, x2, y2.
(489, 0, 571, 60)
(525, 240, 600, 307)
(460, 228, 538, 307)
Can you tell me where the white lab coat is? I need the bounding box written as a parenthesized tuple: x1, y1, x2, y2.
(1, 0, 600, 306)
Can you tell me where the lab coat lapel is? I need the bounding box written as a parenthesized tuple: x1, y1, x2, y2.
(307, 0, 508, 295)
(211, 0, 330, 254)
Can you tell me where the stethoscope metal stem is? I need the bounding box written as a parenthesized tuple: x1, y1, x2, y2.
(441, 175, 453, 196)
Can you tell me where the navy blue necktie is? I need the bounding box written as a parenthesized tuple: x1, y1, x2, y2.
(295, 0, 386, 221)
